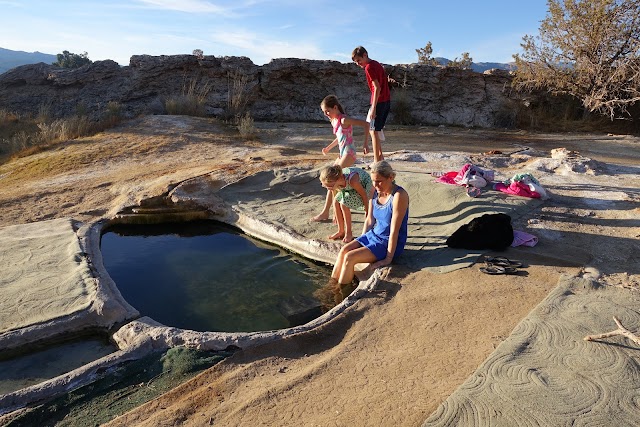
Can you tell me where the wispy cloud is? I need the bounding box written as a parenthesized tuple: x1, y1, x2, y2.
(209, 29, 324, 64)
(137, 0, 230, 14)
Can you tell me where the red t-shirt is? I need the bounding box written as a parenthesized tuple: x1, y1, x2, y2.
(364, 59, 390, 104)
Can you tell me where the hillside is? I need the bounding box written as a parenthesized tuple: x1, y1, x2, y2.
(0, 47, 56, 74)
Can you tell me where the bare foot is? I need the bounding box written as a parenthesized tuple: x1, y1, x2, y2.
(329, 231, 345, 240)
(342, 234, 354, 243)
(311, 213, 330, 222)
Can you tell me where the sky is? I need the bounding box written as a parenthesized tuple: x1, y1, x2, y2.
(0, 0, 550, 66)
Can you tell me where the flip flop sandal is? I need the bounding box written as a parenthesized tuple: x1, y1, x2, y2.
(501, 266, 520, 275)
(480, 265, 506, 275)
(485, 256, 523, 268)
(480, 265, 519, 275)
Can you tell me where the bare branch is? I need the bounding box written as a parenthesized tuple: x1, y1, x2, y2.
(584, 316, 640, 346)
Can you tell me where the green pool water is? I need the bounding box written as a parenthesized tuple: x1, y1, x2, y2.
(0, 336, 116, 395)
(100, 221, 334, 333)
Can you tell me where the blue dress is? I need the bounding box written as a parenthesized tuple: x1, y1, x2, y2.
(356, 185, 409, 260)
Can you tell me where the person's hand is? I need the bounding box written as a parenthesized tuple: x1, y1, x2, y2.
(370, 255, 392, 270)
(322, 146, 329, 155)
(363, 144, 370, 155)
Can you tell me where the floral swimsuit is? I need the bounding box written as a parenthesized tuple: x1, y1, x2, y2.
(334, 167, 373, 211)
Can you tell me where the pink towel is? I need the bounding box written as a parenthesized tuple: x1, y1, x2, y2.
(435, 171, 459, 185)
(511, 230, 538, 247)
(494, 181, 542, 198)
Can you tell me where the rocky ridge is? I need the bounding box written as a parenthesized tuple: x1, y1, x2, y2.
(0, 55, 523, 128)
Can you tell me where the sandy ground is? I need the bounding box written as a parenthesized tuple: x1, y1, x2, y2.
(1, 116, 639, 426)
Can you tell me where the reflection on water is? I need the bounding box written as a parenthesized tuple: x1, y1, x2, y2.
(0, 337, 116, 395)
(100, 221, 334, 333)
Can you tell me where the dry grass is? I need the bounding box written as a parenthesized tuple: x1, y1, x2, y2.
(226, 69, 250, 121)
(0, 103, 124, 163)
(237, 112, 256, 138)
(165, 77, 212, 116)
(0, 115, 242, 186)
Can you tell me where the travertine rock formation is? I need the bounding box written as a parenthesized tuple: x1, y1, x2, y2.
(0, 54, 521, 128)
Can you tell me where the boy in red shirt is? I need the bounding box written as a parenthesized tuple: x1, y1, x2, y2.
(352, 46, 391, 163)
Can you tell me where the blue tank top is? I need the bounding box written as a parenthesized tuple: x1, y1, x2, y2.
(371, 185, 408, 252)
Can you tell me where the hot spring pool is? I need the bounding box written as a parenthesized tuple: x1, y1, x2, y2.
(100, 221, 335, 333)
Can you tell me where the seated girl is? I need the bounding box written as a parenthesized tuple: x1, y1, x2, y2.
(331, 160, 409, 286)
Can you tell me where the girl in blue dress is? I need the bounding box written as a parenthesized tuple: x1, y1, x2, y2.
(331, 160, 409, 285)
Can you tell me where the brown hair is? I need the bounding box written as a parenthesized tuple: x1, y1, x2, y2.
(351, 46, 368, 60)
(320, 95, 345, 114)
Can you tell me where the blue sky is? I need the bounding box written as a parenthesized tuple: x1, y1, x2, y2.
(0, 0, 549, 66)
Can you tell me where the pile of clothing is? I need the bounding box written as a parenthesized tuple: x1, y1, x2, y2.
(434, 163, 495, 197)
(434, 164, 549, 200)
(493, 173, 549, 199)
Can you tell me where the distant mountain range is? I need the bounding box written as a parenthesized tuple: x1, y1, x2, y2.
(470, 62, 516, 73)
(0, 47, 57, 74)
(433, 57, 515, 73)
(0, 47, 514, 75)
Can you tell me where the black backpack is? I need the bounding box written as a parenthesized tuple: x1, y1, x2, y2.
(446, 213, 514, 251)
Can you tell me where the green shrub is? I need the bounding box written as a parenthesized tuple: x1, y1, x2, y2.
(53, 50, 92, 68)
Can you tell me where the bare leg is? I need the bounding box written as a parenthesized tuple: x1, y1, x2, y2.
(370, 130, 384, 163)
(312, 156, 354, 223)
(331, 240, 362, 280)
(311, 190, 333, 222)
(341, 206, 353, 243)
(335, 155, 356, 169)
(337, 246, 378, 285)
(328, 200, 345, 240)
